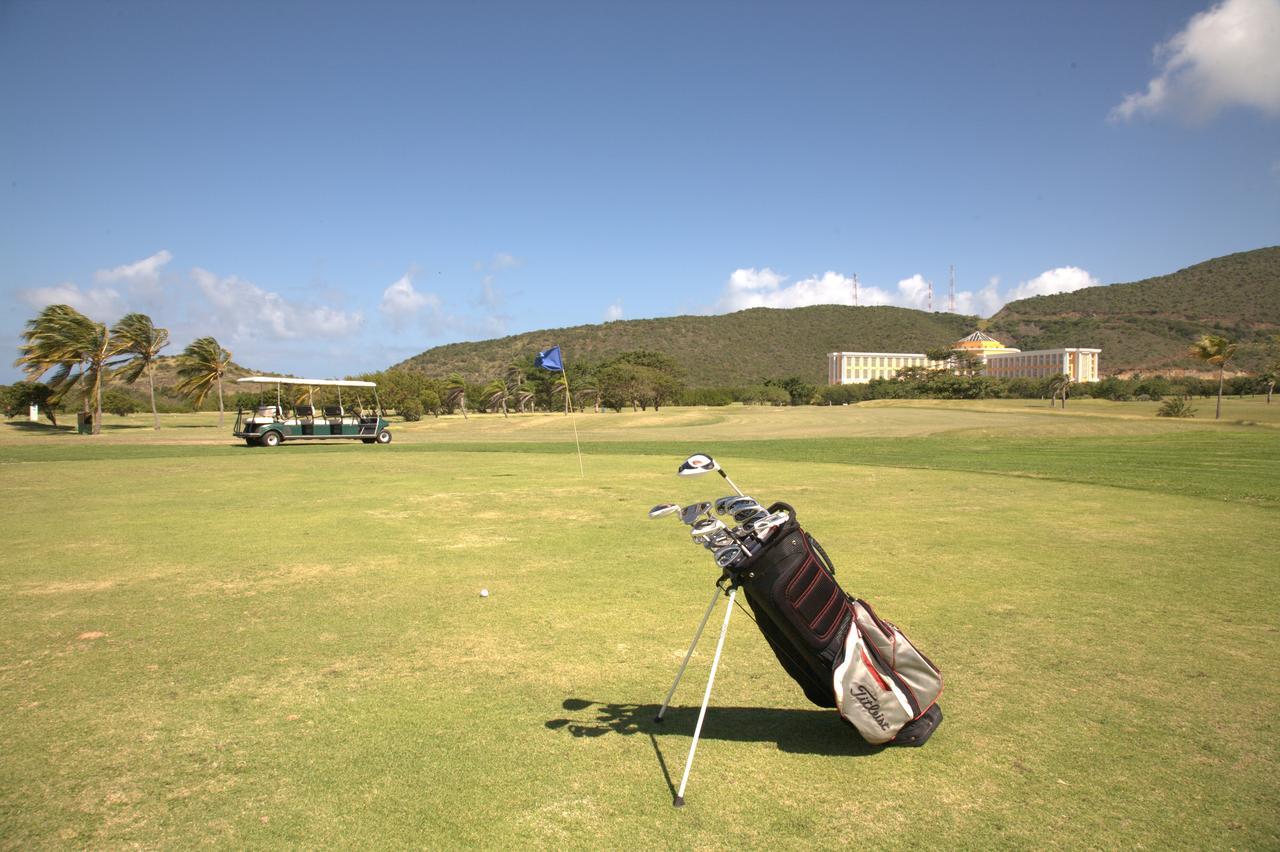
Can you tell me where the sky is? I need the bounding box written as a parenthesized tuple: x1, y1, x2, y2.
(2, 0, 1278, 382)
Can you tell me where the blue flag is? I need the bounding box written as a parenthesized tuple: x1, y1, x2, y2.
(535, 346, 564, 372)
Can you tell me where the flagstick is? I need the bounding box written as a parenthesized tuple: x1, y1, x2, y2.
(560, 359, 585, 477)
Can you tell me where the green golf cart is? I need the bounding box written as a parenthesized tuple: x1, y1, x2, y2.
(233, 376, 392, 447)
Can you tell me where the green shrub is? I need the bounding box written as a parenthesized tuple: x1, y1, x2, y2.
(1156, 395, 1196, 418)
(399, 398, 424, 421)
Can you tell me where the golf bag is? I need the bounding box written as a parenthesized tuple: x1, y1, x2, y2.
(734, 503, 944, 746)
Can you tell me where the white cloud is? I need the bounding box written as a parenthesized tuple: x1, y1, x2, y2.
(1005, 266, 1100, 302)
(895, 274, 932, 310)
(94, 250, 173, 287)
(194, 267, 364, 340)
(1111, 0, 1280, 122)
(381, 274, 436, 316)
(717, 268, 894, 312)
(605, 301, 623, 321)
(716, 265, 1101, 319)
(19, 282, 123, 319)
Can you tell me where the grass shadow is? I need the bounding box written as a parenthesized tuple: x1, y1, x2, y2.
(5, 421, 73, 433)
(546, 698, 882, 758)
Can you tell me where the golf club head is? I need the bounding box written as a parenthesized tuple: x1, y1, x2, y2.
(713, 496, 741, 515)
(703, 530, 735, 549)
(718, 496, 757, 515)
(690, 517, 727, 539)
(750, 511, 789, 532)
(678, 454, 720, 477)
(648, 503, 681, 519)
(732, 505, 766, 525)
(679, 502, 712, 525)
(713, 544, 745, 568)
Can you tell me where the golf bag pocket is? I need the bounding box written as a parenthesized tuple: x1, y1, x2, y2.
(832, 601, 943, 745)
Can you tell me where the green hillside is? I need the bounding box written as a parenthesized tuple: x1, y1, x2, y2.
(988, 246, 1280, 373)
(394, 306, 977, 386)
(394, 247, 1280, 385)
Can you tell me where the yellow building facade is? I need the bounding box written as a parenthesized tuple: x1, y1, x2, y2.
(826, 331, 1101, 385)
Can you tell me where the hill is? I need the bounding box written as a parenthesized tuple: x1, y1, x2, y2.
(394, 306, 977, 386)
(395, 247, 1280, 385)
(987, 247, 1280, 373)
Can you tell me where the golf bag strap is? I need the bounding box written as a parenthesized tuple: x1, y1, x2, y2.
(807, 534, 835, 577)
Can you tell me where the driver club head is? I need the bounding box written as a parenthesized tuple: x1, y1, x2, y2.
(648, 503, 681, 519)
(677, 453, 745, 497)
(677, 453, 720, 477)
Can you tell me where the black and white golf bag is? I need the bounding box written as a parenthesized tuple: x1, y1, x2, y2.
(731, 503, 944, 746)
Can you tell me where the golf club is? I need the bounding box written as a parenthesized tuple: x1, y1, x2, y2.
(690, 517, 727, 540)
(679, 501, 713, 525)
(720, 496, 759, 516)
(677, 453, 744, 497)
(648, 503, 682, 519)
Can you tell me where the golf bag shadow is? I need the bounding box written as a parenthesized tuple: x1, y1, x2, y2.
(734, 503, 943, 747)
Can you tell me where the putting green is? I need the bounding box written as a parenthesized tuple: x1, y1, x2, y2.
(0, 403, 1277, 847)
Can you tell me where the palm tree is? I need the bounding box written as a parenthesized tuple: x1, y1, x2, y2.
(1189, 334, 1238, 420)
(110, 313, 169, 430)
(504, 364, 528, 413)
(445, 373, 468, 419)
(175, 337, 232, 427)
(1046, 374, 1069, 409)
(551, 373, 572, 414)
(15, 304, 115, 434)
(483, 378, 510, 417)
(1264, 335, 1280, 405)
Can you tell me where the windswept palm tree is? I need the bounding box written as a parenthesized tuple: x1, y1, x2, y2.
(15, 304, 115, 434)
(483, 378, 510, 417)
(1046, 374, 1069, 409)
(175, 337, 232, 427)
(1189, 334, 1237, 420)
(445, 373, 468, 419)
(110, 313, 169, 430)
(504, 364, 528, 413)
(551, 373, 573, 414)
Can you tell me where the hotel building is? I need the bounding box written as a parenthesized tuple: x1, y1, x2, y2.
(827, 331, 1101, 385)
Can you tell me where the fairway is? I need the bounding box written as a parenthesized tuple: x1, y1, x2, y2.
(2, 402, 1278, 848)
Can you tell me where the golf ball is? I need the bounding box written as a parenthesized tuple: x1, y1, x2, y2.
(480, 589, 489, 598)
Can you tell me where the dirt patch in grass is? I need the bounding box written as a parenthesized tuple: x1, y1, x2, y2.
(18, 580, 116, 596)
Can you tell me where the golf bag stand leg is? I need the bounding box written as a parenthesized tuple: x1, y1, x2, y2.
(673, 586, 737, 808)
(655, 584, 724, 723)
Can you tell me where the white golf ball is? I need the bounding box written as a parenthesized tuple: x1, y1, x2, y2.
(480, 589, 489, 598)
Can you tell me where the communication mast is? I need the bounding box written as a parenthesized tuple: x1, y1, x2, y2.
(949, 265, 956, 313)
(852, 273, 859, 307)
(927, 280, 933, 312)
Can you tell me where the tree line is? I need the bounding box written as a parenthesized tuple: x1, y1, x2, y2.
(8, 304, 231, 433)
(6, 306, 1278, 430)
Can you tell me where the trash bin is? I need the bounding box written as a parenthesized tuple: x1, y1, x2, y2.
(76, 412, 93, 434)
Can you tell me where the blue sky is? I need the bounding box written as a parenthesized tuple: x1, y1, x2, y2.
(2, 0, 1277, 382)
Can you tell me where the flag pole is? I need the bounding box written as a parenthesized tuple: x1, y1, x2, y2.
(561, 356, 585, 477)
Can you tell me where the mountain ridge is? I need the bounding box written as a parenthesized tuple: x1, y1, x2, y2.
(394, 246, 1280, 384)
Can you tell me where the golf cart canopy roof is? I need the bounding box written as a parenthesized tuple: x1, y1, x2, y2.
(237, 376, 376, 388)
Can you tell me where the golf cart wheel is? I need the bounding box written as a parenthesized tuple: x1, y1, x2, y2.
(261, 430, 282, 448)
(376, 429, 392, 445)
(244, 438, 258, 446)
(361, 438, 375, 444)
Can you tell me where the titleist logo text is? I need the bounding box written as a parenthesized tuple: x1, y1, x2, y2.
(852, 684, 890, 730)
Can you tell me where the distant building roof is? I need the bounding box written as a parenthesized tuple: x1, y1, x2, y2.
(952, 330, 1015, 352)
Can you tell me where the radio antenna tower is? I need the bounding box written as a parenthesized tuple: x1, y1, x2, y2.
(927, 280, 933, 312)
(949, 264, 956, 313)
(852, 273, 859, 307)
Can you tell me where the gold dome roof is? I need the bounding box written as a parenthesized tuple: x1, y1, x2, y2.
(953, 331, 1011, 351)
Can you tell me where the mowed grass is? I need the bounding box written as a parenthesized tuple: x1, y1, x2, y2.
(1, 402, 1277, 848)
